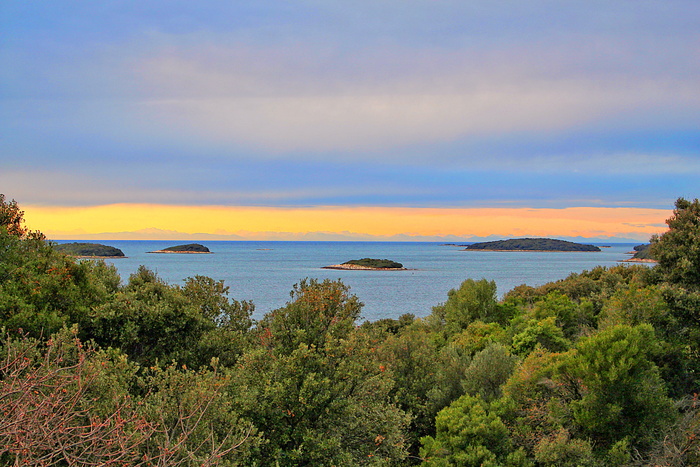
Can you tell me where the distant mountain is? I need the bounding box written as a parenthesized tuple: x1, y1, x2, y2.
(464, 238, 601, 252)
(45, 229, 650, 244)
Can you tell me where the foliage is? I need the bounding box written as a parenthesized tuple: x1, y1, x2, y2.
(374, 323, 467, 458)
(83, 266, 252, 368)
(0, 230, 121, 337)
(0, 328, 258, 466)
(462, 343, 517, 402)
(649, 197, 700, 392)
(234, 278, 410, 465)
(54, 242, 125, 257)
(420, 394, 532, 467)
(503, 264, 653, 314)
(511, 316, 570, 355)
(562, 324, 675, 451)
(430, 279, 511, 336)
(465, 238, 600, 252)
(450, 320, 507, 357)
(0, 328, 151, 466)
(644, 396, 700, 466)
(651, 197, 700, 289)
(532, 428, 595, 467)
(597, 283, 672, 330)
(0, 194, 29, 238)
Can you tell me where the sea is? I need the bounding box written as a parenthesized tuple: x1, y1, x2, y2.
(56, 241, 644, 322)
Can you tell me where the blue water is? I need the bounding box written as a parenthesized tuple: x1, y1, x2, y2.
(56, 241, 641, 321)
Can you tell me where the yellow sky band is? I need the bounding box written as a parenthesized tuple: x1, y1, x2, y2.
(23, 204, 668, 241)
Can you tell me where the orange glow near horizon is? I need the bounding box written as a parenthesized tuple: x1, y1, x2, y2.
(22, 203, 669, 241)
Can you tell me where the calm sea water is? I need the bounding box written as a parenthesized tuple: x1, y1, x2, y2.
(57, 241, 642, 322)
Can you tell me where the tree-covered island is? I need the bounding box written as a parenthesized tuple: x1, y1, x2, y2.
(324, 258, 406, 270)
(464, 237, 601, 252)
(148, 243, 212, 254)
(54, 242, 125, 257)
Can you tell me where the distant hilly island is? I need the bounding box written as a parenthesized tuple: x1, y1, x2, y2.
(55, 242, 213, 257)
(462, 238, 601, 252)
(54, 242, 126, 257)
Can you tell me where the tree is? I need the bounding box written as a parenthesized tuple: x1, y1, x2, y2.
(374, 323, 468, 459)
(84, 267, 253, 369)
(0, 328, 258, 466)
(649, 197, 700, 392)
(0, 194, 29, 238)
(450, 320, 507, 357)
(0, 227, 120, 338)
(651, 197, 700, 290)
(181, 275, 254, 368)
(420, 394, 531, 467)
(0, 328, 152, 466)
(462, 343, 517, 402)
(233, 279, 410, 465)
(511, 316, 570, 356)
(532, 428, 595, 467)
(562, 324, 675, 452)
(430, 279, 510, 336)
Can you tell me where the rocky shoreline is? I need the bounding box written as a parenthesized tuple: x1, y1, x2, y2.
(620, 257, 657, 263)
(463, 249, 598, 253)
(74, 255, 128, 259)
(147, 250, 213, 254)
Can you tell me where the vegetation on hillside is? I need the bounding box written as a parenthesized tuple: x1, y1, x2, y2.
(1, 194, 699, 466)
(631, 243, 654, 260)
(343, 258, 404, 268)
(465, 238, 601, 252)
(54, 242, 125, 257)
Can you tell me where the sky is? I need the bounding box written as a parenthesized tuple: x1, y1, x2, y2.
(1, 1, 698, 241)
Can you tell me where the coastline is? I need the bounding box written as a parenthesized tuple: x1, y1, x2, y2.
(73, 255, 127, 259)
(620, 258, 657, 263)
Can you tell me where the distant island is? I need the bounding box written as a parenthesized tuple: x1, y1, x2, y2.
(148, 243, 212, 254)
(464, 238, 601, 252)
(323, 258, 406, 270)
(55, 242, 125, 258)
(622, 243, 657, 263)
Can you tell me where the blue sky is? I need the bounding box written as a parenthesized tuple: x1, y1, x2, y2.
(1, 1, 698, 226)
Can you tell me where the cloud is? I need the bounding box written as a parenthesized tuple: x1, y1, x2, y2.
(124, 36, 699, 158)
(2, 1, 698, 212)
